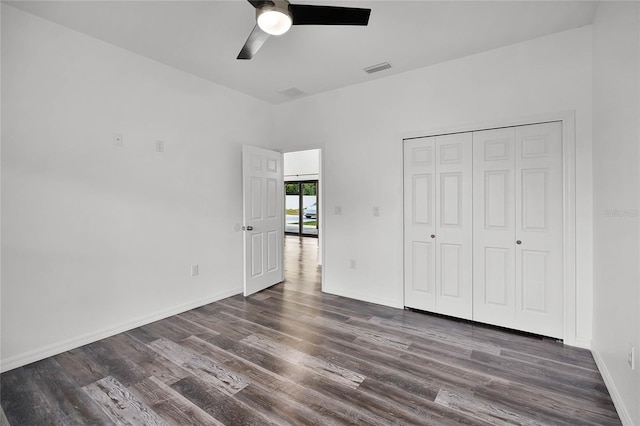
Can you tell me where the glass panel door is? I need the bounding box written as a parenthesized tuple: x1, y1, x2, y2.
(301, 182, 318, 237)
(285, 183, 301, 234)
(285, 181, 318, 237)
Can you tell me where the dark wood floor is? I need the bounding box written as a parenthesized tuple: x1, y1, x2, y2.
(1, 236, 621, 425)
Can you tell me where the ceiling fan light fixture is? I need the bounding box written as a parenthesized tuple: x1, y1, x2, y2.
(257, 6, 293, 36)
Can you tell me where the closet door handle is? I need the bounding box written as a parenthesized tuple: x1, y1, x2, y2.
(430, 234, 436, 239)
(516, 240, 522, 245)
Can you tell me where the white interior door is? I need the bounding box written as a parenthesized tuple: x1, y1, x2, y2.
(473, 127, 517, 327)
(242, 145, 284, 296)
(434, 133, 473, 319)
(403, 134, 473, 319)
(473, 122, 563, 338)
(514, 122, 563, 338)
(403, 137, 437, 312)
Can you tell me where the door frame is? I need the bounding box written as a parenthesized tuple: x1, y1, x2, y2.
(280, 147, 325, 289)
(401, 110, 578, 347)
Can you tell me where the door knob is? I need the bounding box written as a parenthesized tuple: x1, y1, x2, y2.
(516, 240, 522, 245)
(431, 234, 436, 239)
(242, 226, 254, 231)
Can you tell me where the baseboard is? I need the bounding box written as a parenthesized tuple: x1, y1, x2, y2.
(0, 287, 242, 373)
(592, 346, 634, 425)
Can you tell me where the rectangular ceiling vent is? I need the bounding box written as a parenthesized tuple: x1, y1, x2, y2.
(364, 62, 392, 74)
(279, 87, 306, 99)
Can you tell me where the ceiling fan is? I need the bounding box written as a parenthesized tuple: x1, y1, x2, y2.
(237, 0, 371, 60)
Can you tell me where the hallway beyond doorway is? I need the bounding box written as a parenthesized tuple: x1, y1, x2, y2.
(283, 235, 321, 294)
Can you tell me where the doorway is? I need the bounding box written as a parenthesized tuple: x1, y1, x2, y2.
(283, 149, 323, 281)
(285, 181, 318, 237)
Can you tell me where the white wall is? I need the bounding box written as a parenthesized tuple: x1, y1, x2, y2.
(284, 149, 320, 181)
(274, 26, 594, 345)
(591, 2, 640, 424)
(0, 5, 274, 370)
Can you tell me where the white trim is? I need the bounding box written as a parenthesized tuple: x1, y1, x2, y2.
(572, 337, 592, 350)
(279, 145, 325, 280)
(0, 287, 242, 373)
(592, 346, 633, 425)
(400, 110, 579, 346)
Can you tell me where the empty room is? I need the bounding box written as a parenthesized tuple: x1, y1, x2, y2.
(1, 0, 639, 425)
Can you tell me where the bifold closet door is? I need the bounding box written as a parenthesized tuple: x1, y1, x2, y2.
(404, 134, 472, 319)
(434, 132, 473, 319)
(514, 122, 563, 338)
(404, 137, 436, 312)
(472, 127, 517, 327)
(473, 122, 563, 338)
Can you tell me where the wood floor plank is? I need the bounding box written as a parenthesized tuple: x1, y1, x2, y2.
(102, 333, 192, 386)
(75, 339, 150, 387)
(213, 300, 505, 395)
(472, 380, 621, 425)
(201, 326, 496, 426)
(170, 376, 280, 426)
(469, 349, 611, 401)
(181, 335, 392, 426)
(368, 315, 503, 355)
(53, 348, 109, 388)
(147, 338, 248, 395)
(83, 376, 166, 425)
(1, 358, 108, 425)
(241, 333, 366, 389)
(0, 235, 621, 425)
(129, 376, 224, 426)
(202, 333, 401, 425)
(499, 347, 602, 377)
(435, 388, 540, 426)
(27, 358, 115, 425)
(233, 383, 337, 426)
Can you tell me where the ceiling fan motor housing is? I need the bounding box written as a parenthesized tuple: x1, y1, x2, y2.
(256, 1, 293, 36)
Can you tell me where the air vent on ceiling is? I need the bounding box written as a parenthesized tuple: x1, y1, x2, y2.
(363, 62, 392, 74)
(279, 87, 306, 99)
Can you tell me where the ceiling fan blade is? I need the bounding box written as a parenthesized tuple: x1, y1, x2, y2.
(247, 0, 274, 8)
(289, 4, 371, 26)
(237, 25, 270, 60)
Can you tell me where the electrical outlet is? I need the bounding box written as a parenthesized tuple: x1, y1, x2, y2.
(155, 140, 165, 153)
(191, 264, 199, 277)
(334, 206, 343, 215)
(349, 259, 356, 269)
(373, 206, 380, 217)
(113, 133, 123, 147)
(629, 343, 635, 370)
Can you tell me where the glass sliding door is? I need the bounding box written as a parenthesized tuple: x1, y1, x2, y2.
(285, 181, 318, 237)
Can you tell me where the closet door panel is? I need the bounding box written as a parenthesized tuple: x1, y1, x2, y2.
(404, 138, 436, 311)
(473, 127, 516, 327)
(435, 133, 473, 319)
(515, 122, 563, 338)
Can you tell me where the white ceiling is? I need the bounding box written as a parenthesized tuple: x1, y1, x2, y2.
(6, 0, 598, 104)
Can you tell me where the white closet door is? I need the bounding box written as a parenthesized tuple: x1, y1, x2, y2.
(403, 137, 436, 312)
(473, 127, 517, 327)
(473, 122, 563, 338)
(434, 133, 473, 319)
(515, 122, 563, 338)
